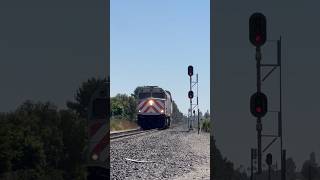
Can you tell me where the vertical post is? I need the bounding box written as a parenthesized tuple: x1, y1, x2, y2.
(268, 165, 271, 180)
(257, 118, 262, 174)
(251, 148, 254, 180)
(197, 74, 199, 134)
(193, 110, 195, 130)
(278, 36, 285, 180)
(308, 165, 311, 180)
(198, 109, 200, 134)
(189, 76, 192, 130)
(282, 149, 286, 180)
(256, 47, 262, 174)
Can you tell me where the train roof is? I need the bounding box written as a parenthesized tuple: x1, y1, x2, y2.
(137, 86, 171, 95)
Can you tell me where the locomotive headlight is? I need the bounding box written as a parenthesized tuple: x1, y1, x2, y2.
(149, 100, 154, 106)
(92, 154, 98, 161)
(160, 109, 164, 113)
(138, 110, 141, 113)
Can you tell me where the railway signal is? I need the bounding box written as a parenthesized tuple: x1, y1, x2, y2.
(249, 12, 268, 175)
(187, 65, 198, 131)
(249, 13, 267, 47)
(250, 92, 268, 118)
(188, 90, 194, 99)
(188, 65, 193, 76)
(249, 13, 286, 178)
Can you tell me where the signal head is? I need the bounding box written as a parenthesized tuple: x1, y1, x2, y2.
(188, 91, 194, 99)
(188, 65, 193, 76)
(249, 13, 267, 47)
(250, 92, 268, 118)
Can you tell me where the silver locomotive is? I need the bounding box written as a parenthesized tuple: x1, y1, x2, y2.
(136, 86, 173, 129)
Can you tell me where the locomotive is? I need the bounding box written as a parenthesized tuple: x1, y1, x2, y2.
(136, 86, 173, 129)
(86, 80, 109, 179)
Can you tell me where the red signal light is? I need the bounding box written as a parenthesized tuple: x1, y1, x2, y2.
(249, 13, 267, 47)
(250, 92, 268, 118)
(255, 107, 262, 113)
(255, 35, 261, 43)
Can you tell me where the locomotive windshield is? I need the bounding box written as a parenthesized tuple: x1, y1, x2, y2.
(138, 92, 165, 99)
(139, 92, 151, 99)
(152, 92, 165, 98)
(92, 98, 107, 119)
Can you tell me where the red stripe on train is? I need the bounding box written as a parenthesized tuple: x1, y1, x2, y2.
(154, 100, 164, 110)
(142, 105, 160, 113)
(89, 122, 104, 137)
(151, 105, 160, 113)
(138, 100, 149, 110)
(142, 105, 152, 113)
(92, 133, 109, 156)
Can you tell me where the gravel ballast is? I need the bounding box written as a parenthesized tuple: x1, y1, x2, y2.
(110, 124, 210, 180)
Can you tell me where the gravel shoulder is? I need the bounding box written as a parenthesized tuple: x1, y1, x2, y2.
(110, 124, 210, 180)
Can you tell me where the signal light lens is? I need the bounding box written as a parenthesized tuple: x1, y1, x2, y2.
(250, 92, 268, 118)
(188, 65, 193, 76)
(255, 107, 262, 113)
(249, 13, 267, 47)
(188, 91, 194, 99)
(255, 35, 261, 43)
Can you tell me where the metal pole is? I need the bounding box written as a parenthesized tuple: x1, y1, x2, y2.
(189, 76, 192, 130)
(308, 165, 311, 180)
(268, 165, 271, 180)
(282, 149, 286, 180)
(251, 149, 254, 180)
(197, 74, 199, 134)
(198, 109, 200, 134)
(193, 110, 195, 130)
(256, 47, 262, 174)
(278, 36, 286, 180)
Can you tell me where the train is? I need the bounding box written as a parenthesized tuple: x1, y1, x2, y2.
(136, 86, 173, 129)
(86, 80, 109, 179)
(85, 84, 172, 178)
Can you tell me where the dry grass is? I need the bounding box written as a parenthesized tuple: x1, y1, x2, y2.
(110, 117, 139, 132)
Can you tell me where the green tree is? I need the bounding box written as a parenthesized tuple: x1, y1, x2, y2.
(58, 109, 86, 179)
(301, 152, 319, 180)
(111, 94, 137, 121)
(0, 100, 87, 180)
(67, 77, 106, 119)
(286, 157, 297, 180)
(172, 100, 183, 123)
(212, 138, 249, 180)
(132, 86, 143, 99)
(111, 97, 123, 116)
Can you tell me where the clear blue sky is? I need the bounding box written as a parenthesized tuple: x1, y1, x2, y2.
(110, 0, 210, 115)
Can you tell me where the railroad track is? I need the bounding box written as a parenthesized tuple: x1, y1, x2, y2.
(110, 128, 158, 141)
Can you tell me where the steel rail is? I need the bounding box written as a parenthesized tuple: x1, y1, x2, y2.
(110, 128, 158, 141)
